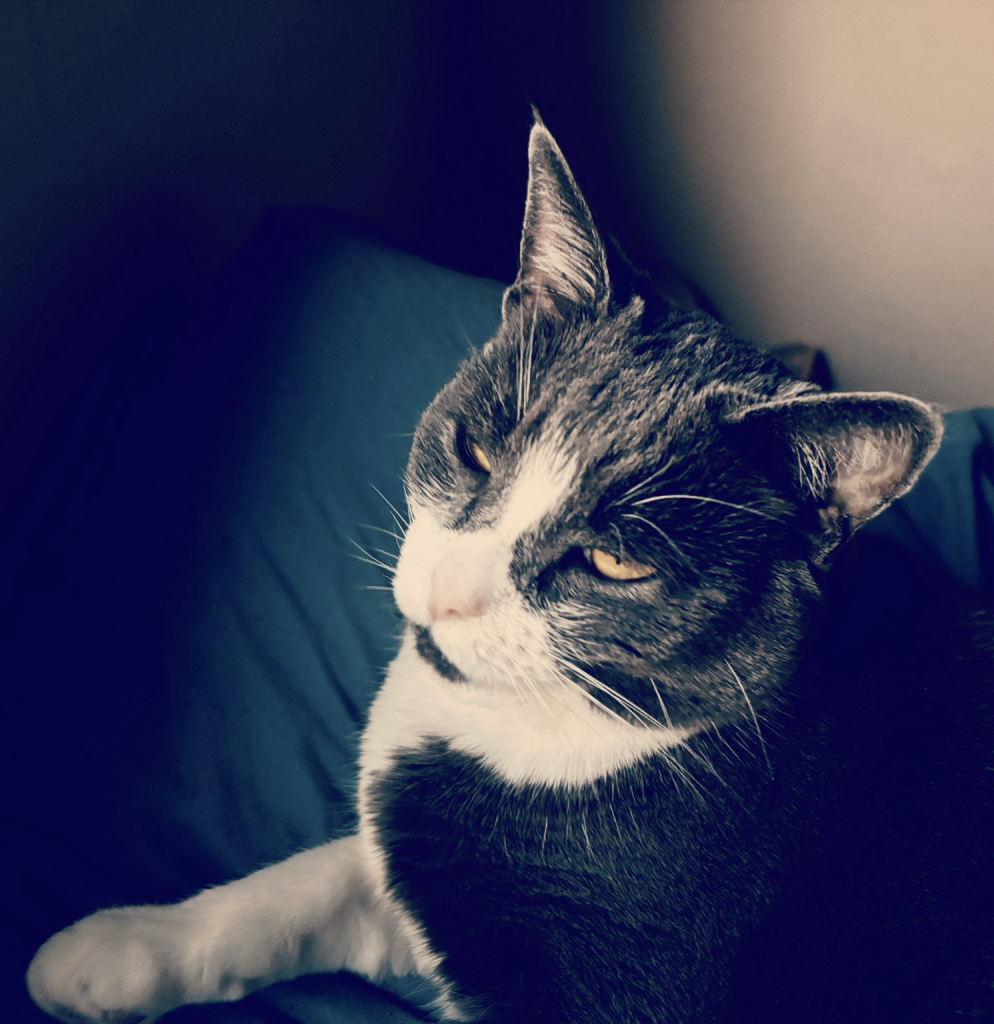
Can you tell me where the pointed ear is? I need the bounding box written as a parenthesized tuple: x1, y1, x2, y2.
(734, 390, 943, 538)
(502, 115, 610, 323)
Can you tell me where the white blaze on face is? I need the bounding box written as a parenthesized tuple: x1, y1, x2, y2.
(498, 435, 577, 543)
(392, 437, 577, 686)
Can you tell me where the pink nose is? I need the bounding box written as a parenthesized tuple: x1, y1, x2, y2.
(427, 562, 493, 621)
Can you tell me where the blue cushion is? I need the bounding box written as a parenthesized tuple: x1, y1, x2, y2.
(864, 407, 994, 596)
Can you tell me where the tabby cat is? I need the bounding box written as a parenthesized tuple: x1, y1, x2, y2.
(28, 116, 992, 1023)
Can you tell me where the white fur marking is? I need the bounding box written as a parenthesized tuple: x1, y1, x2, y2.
(498, 435, 576, 540)
(360, 634, 691, 790)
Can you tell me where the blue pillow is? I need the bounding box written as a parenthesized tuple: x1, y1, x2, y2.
(864, 407, 994, 596)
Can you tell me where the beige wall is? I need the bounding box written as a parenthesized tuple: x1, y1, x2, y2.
(622, 0, 994, 409)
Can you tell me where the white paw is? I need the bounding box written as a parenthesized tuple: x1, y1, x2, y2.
(27, 906, 183, 1024)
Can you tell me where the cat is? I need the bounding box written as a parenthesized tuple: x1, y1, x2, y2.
(27, 115, 993, 1024)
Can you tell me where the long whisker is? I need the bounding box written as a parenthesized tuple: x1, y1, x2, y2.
(617, 455, 678, 502)
(523, 647, 625, 744)
(708, 719, 745, 763)
(559, 676, 634, 730)
(367, 545, 399, 560)
(621, 512, 694, 570)
(546, 650, 634, 730)
(450, 314, 477, 356)
(649, 678, 675, 729)
(371, 483, 409, 530)
(545, 671, 621, 744)
(349, 554, 396, 575)
(726, 660, 772, 777)
(554, 655, 665, 731)
(358, 523, 404, 544)
(521, 674, 553, 715)
(632, 492, 784, 524)
(555, 648, 664, 730)
(347, 537, 397, 575)
(659, 748, 708, 803)
(587, 680, 660, 729)
(649, 679, 727, 790)
(680, 740, 727, 789)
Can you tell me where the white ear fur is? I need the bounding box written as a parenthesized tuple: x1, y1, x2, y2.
(735, 391, 943, 526)
(502, 115, 610, 321)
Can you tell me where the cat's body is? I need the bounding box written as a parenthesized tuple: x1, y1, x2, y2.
(28, 118, 993, 1024)
(366, 561, 993, 1023)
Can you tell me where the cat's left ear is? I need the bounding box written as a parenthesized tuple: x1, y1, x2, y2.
(733, 391, 943, 536)
(502, 114, 611, 323)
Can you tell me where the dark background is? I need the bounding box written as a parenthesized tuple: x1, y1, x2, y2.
(1, 1, 675, 438)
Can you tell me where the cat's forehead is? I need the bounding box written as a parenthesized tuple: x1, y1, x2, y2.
(476, 313, 788, 463)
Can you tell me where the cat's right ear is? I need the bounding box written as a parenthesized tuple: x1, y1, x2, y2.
(501, 114, 611, 325)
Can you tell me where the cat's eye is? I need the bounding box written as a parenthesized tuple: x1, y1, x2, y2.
(458, 430, 492, 474)
(588, 547, 656, 582)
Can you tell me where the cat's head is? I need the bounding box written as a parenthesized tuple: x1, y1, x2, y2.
(393, 115, 941, 734)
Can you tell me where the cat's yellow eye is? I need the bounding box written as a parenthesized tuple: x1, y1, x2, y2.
(589, 547, 656, 582)
(460, 432, 492, 474)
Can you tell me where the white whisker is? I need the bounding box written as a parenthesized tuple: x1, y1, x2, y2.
(371, 483, 410, 530)
(369, 545, 400, 561)
(679, 740, 727, 790)
(617, 455, 678, 502)
(708, 719, 744, 763)
(347, 537, 397, 575)
(563, 679, 634, 729)
(349, 554, 396, 574)
(545, 649, 634, 731)
(450, 314, 477, 355)
(551, 652, 664, 732)
(649, 678, 675, 729)
(621, 512, 693, 569)
(660, 748, 708, 804)
(632, 492, 783, 524)
(358, 523, 404, 543)
(726, 660, 772, 777)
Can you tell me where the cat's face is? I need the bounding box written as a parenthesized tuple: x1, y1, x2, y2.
(393, 117, 941, 733)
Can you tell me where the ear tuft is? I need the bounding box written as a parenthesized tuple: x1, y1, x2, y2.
(502, 115, 610, 323)
(735, 391, 943, 529)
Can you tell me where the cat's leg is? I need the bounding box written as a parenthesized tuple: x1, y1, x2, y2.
(27, 834, 421, 1024)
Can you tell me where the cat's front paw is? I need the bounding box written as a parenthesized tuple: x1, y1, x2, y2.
(27, 906, 184, 1024)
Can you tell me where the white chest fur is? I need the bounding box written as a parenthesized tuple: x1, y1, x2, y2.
(357, 630, 690, 802)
